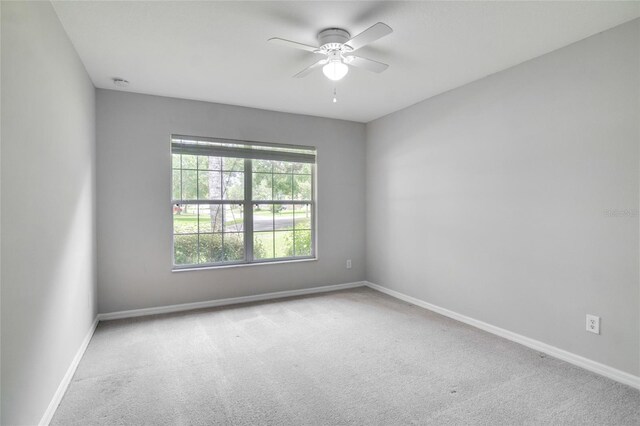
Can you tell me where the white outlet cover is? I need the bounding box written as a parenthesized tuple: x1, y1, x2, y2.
(586, 314, 600, 334)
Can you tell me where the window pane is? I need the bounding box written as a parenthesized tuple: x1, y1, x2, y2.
(223, 204, 244, 233)
(222, 172, 244, 200)
(253, 204, 274, 232)
(223, 157, 244, 172)
(272, 161, 292, 173)
(223, 233, 244, 261)
(198, 156, 222, 171)
(275, 231, 294, 258)
(294, 204, 312, 230)
(301, 163, 312, 174)
(198, 171, 222, 200)
(252, 173, 272, 200)
(174, 235, 198, 265)
(291, 162, 311, 174)
(182, 170, 197, 200)
(197, 156, 207, 170)
(197, 171, 209, 199)
(172, 154, 181, 169)
(294, 230, 312, 256)
(173, 204, 198, 234)
(199, 233, 223, 264)
(253, 159, 272, 173)
(274, 204, 293, 230)
(172, 170, 181, 200)
(253, 231, 274, 259)
(182, 154, 197, 169)
(273, 174, 293, 200)
(291, 163, 307, 174)
(198, 204, 222, 233)
(293, 175, 311, 200)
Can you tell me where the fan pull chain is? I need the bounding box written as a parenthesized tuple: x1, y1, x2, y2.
(333, 87, 337, 103)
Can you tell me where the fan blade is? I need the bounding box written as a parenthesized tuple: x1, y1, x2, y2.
(346, 55, 389, 73)
(344, 22, 392, 51)
(268, 37, 319, 53)
(293, 59, 327, 78)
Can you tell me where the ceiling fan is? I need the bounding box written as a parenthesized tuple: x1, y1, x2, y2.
(268, 22, 393, 81)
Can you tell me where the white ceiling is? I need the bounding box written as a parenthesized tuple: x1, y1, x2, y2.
(52, 1, 639, 123)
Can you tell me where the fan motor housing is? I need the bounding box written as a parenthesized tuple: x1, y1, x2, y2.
(317, 28, 351, 48)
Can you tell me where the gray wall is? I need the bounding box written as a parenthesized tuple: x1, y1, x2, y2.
(1, 2, 97, 425)
(366, 19, 640, 375)
(96, 90, 365, 313)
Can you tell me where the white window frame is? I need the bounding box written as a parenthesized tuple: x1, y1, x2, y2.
(171, 134, 317, 270)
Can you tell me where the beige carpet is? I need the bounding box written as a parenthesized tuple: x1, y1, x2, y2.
(52, 287, 640, 425)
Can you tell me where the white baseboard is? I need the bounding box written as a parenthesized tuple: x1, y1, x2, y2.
(364, 281, 640, 390)
(39, 317, 99, 426)
(97, 281, 366, 321)
(43, 280, 636, 426)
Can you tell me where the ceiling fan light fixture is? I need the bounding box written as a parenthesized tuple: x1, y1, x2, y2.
(269, 22, 392, 80)
(322, 60, 349, 81)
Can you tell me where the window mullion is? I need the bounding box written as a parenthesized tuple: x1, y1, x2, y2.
(311, 164, 316, 258)
(244, 158, 253, 262)
(196, 156, 200, 263)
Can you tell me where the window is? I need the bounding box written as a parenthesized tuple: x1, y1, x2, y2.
(171, 135, 316, 269)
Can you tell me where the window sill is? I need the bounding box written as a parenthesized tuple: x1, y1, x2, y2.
(172, 257, 317, 272)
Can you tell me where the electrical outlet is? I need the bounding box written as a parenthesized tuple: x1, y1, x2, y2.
(586, 314, 600, 334)
(346, 259, 352, 269)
